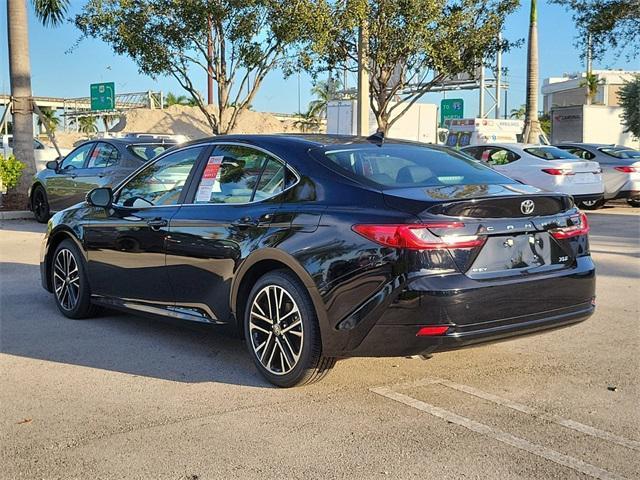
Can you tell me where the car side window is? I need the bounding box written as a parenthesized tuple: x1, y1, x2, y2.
(60, 143, 94, 170)
(87, 143, 119, 168)
(488, 148, 519, 165)
(194, 145, 271, 204)
(560, 147, 594, 160)
(33, 140, 45, 150)
(116, 146, 204, 208)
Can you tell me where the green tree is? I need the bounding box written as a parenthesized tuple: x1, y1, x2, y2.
(550, 0, 640, 60)
(76, 1, 323, 134)
(77, 116, 98, 135)
(523, 0, 543, 143)
(510, 104, 526, 119)
(7, 0, 69, 198)
(579, 72, 603, 105)
(165, 92, 192, 107)
(294, 110, 322, 132)
(309, 0, 518, 134)
(307, 77, 342, 119)
(618, 75, 640, 139)
(37, 107, 60, 133)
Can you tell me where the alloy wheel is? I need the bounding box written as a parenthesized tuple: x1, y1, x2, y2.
(33, 189, 47, 220)
(249, 285, 304, 376)
(53, 248, 80, 311)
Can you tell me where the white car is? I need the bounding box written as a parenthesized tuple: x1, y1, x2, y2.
(554, 143, 640, 208)
(462, 144, 604, 205)
(0, 134, 70, 172)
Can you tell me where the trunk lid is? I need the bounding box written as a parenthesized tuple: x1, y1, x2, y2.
(383, 184, 582, 279)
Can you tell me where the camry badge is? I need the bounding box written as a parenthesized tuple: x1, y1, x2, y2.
(520, 199, 535, 215)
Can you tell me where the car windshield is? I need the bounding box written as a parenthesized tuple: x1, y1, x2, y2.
(128, 143, 175, 161)
(524, 146, 579, 160)
(318, 144, 516, 188)
(600, 148, 640, 159)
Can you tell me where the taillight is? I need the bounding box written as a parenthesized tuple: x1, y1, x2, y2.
(541, 168, 574, 176)
(549, 212, 589, 239)
(614, 166, 638, 173)
(416, 325, 450, 336)
(352, 223, 485, 250)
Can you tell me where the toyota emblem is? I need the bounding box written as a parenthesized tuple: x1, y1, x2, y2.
(520, 199, 535, 215)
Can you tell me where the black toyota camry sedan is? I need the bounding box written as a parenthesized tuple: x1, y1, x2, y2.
(40, 134, 595, 387)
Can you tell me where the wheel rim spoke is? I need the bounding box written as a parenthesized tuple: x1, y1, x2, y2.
(249, 284, 304, 376)
(53, 248, 80, 311)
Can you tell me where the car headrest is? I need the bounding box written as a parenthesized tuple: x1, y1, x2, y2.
(396, 166, 433, 184)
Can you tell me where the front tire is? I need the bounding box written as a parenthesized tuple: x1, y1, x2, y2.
(627, 198, 640, 208)
(31, 186, 50, 223)
(51, 239, 96, 319)
(244, 270, 335, 387)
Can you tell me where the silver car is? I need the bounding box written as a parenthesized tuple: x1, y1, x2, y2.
(555, 143, 640, 208)
(28, 138, 177, 222)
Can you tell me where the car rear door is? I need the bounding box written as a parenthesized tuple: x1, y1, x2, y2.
(165, 143, 291, 323)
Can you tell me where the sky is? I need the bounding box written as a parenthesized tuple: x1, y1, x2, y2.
(1, 2, 638, 118)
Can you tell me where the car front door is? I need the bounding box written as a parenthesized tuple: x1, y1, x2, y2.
(73, 141, 121, 194)
(83, 145, 207, 306)
(46, 142, 96, 211)
(165, 144, 293, 323)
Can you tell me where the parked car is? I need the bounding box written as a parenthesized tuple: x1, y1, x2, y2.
(461, 143, 604, 206)
(28, 137, 177, 222)
(554, 143, 640, 208)
(1, 134, 70, 172)
(40, 135, 595, 387)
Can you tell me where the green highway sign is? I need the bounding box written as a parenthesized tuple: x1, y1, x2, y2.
(90, 82, 115, 111)
(440, 98, 464, 126)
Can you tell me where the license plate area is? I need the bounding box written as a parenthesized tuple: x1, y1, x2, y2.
(467, 232, 572, 278)
(574, 172, 595, 184)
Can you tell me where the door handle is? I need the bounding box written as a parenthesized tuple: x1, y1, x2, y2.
(232, 216, 259, 228)
(147, 218, 168, 230)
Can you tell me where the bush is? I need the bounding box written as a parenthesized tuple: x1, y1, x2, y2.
(0, 154, 26, 193)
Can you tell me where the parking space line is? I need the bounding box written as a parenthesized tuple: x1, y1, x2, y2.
(371, 386, 628, 480)
(433, 378, 640, 452)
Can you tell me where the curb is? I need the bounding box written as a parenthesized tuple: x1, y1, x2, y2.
(0, 211, 34, 220)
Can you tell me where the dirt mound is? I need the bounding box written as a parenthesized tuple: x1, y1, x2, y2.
(109, 105, 302, 139)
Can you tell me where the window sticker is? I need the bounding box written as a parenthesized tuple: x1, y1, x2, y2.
(196, 156, 224, 202)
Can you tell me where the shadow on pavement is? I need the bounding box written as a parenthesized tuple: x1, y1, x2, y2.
(0, 219, 47, 234)
(0, 262, 270, 388)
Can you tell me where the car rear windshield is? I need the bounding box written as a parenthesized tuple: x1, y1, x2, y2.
(128, 144, 174, 161)
(319, 144, 516, 188)
(523, 146, 579, 160)
(599, 148, 640, 159)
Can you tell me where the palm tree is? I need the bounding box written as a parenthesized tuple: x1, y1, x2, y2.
(522, 0, 543, 143)
(165, 92, 190, 107)
(37, 107, 60, 134)
(580, 72, 602, 105)
(294, 110, 321, 133)
(510, 104, 526, 119)
(7, 0, 69, 198)
(77, 116, 98, 135)
(307, 77, 342, 119)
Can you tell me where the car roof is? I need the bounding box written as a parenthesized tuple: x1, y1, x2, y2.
(462, 143, 550, 150)
(182, 133, 441, 150)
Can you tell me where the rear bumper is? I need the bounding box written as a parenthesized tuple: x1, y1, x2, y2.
(573, 193, 604, 203)
(342, 256, 596, 357)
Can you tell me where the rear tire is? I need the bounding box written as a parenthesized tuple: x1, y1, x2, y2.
(580, 199, 603, 210)
(31, 186, 50, 223)
(627, 198, 640, 208)
(244, 270, 335, 387)
(51, 239, 96, 319)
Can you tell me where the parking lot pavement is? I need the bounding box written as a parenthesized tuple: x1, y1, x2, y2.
(1, 204, 638, 480)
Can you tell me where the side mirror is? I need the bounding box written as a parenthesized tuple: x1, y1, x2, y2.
(86, 187, 113, 208)
(46, 160, 58, 170)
